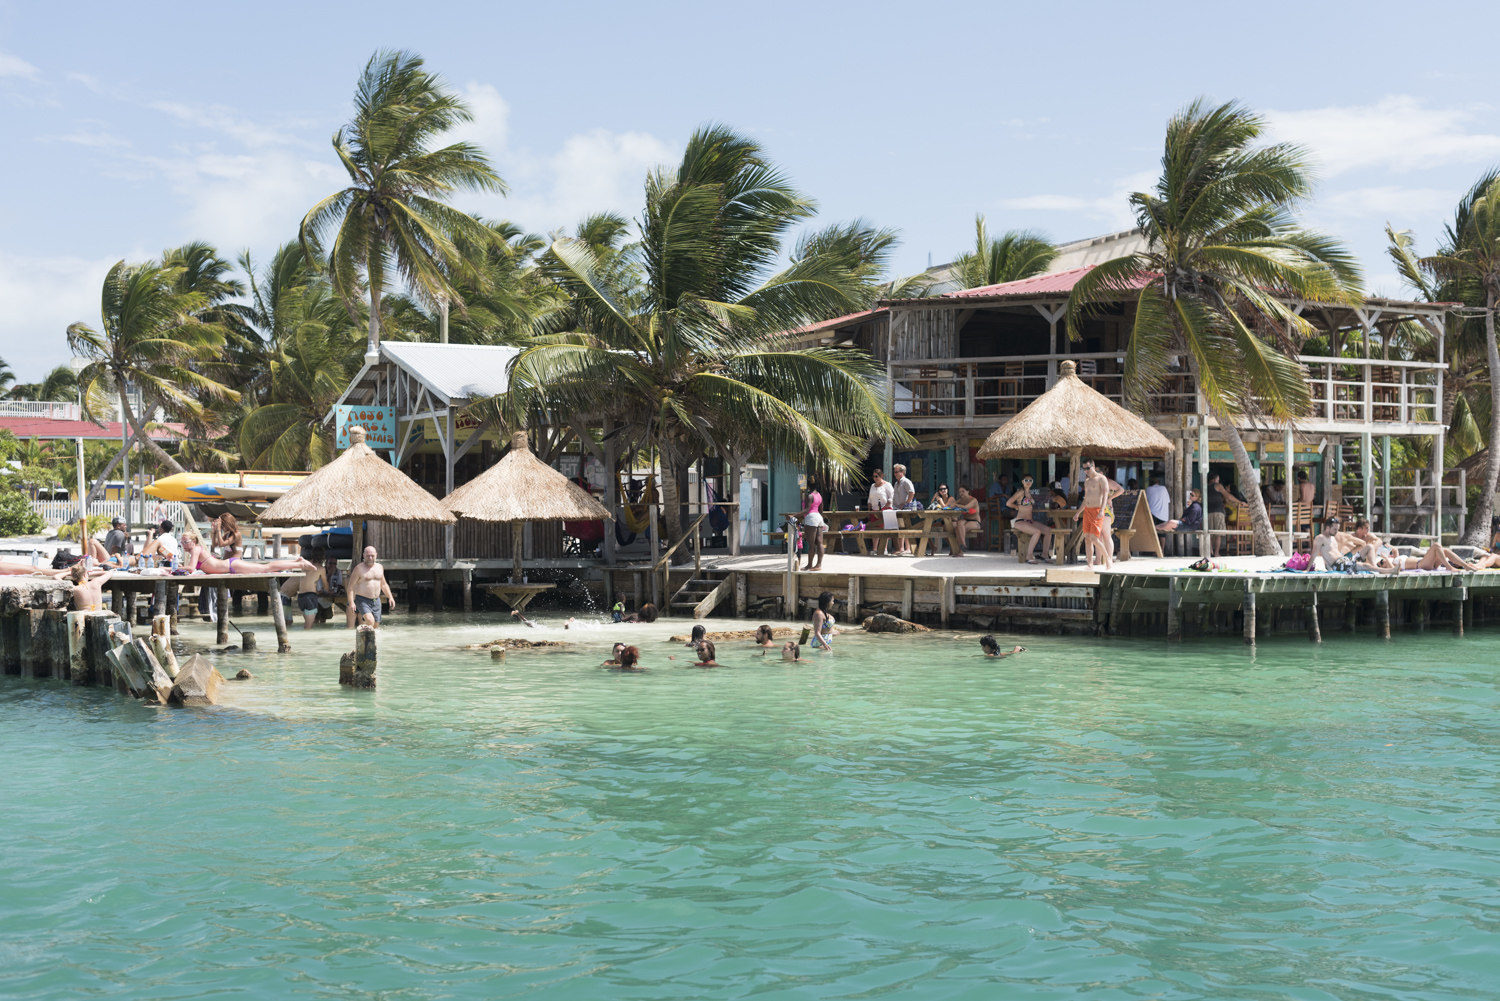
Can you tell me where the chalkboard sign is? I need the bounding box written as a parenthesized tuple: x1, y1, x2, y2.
(1112, 491, 1139, 528)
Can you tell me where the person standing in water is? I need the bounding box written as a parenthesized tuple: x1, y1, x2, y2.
(346, 546, 396, 627)
(811, 591, 836, 651)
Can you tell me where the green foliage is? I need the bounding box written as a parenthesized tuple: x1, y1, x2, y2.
(301, 49, 506, 356)
(58, 513, 112, 541)
(0, 487, 45, 537)
(6, 364, 77, 402)
(948, 215, 1057, 291)
(507, 125, 912, 552)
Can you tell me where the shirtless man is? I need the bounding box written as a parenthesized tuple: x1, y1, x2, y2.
(277, 556, 327, 630)
(1309, 517, 1355, 569)
(346, 546, 395, 628)
(68, 563, 112, 610)
(1073, 461, 1114, 569)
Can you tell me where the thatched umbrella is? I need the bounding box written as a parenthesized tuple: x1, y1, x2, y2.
(977, 359, 1174, 491)
(258, 426, 455, 558)
(443, 429, 612, 583)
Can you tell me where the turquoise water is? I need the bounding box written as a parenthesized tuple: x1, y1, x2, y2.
(2, 613, 1499, 1000)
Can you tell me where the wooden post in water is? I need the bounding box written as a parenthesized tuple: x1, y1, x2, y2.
(735, 573, 748, 618)
(406, 571, 419, 613)
(1375, 589, 1390, 639)
(901, 579, 914, 621)
(1167, 579, 1182, 640)
(355, 625, 376, 687)
(783, 570, 797, 621)
(1453, 597, 1465, 637)
(1307, 591, 1321, 643)
(256, 590, 269, 615)
(1241, 587, 1255, 646)
(167, 583, 180, 634)
(153, 580, 167, 620)
(462, 570, 473, 613)
(68, 611, 90, 685)
(846, 575, 861, 623)
(1344, 593, 1357, 632)
(633, 572, 643, 616)
(1413, 598, 1428, 631)
(231, 590, 244, 616)
(216, 585, 229, 644)
(268, 579, 290, 653)
(432, 571, 445, 612)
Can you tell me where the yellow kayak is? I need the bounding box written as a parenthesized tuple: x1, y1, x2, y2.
(145, 472, 309, 503)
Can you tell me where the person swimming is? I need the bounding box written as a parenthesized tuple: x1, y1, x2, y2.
(780, 641, 801, 662)
(602, 642, 626, 667)
(692, 640, 719, 667)
(612, 645, 643, 671)
(979, 635, 1027, 659)
(754, 624, 776, 654)
(687, 624, 707, 648)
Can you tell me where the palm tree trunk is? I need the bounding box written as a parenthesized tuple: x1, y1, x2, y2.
(657, 440, 690, 565)
(1463, 285, 1500, 545)
(367, 283, 382, 360)
(116, 377, 186, 475)
(1211, 413, 1282, 556)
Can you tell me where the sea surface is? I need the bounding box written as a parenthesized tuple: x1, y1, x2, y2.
(2, 611, 1498, 1000)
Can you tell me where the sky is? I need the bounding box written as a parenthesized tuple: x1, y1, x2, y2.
(2, 0, 1499, 380)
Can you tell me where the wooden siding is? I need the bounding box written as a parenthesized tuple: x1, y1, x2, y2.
(367, 519, 564, 560)
(885, 308, 958, 363)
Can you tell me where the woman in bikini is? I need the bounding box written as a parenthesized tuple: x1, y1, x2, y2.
(811, 591, 836, 651)
(181, 532, 305, 575)
(949, 486, 982, 556)
(799, 477, 827, 571)
(1007, 477, 1054, 564)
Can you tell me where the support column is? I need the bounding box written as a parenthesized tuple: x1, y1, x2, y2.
(1307, 591, 1321, 643)
(1453, 598, 1465, 637)
(1381, 436, 1392, 534)
(735, 573, 748, 618)
(1167, 578, 1182, 640)
(216, 585, 229, 645)
(407, 570, 420, 613)
(268, 579, 289, 652)
(1284, 428, 1295, 555)
(1414, 598, 1428, 631)
(462, 570, 473, 613)
(167, 583, 179, 634)
(940, 577, 952, 628)
(783, 570, 796, 620)
(1344, 593, 1357, 632)
(846, 575, 861, 623)
(1361, 431, 1373, 525)
(901, 579, 914, 621)
(1198, 419, 1210, 559)
(432, 571, 444, 612)
(1242, 588, 1256, 645)
(1376, 588, 1390, 639)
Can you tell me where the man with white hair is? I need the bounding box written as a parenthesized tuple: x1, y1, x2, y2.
(891, 463, 917, 555)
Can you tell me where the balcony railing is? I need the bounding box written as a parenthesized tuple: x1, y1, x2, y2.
(890, 352, 1443, 427)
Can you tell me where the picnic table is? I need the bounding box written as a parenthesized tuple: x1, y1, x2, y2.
(778, 509, 960, 556)
(483, 582, 555, 613)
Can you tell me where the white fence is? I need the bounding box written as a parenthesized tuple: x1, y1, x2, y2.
(31, 498, 197, 531)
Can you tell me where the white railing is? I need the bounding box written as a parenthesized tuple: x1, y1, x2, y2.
(0, 401, 86, 420)
(31, 498, 196, 530)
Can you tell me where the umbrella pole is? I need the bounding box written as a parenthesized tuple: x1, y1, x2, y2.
(512, 521, 524, 584)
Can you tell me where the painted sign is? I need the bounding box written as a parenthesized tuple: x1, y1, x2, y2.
(336, 405, 397, 450)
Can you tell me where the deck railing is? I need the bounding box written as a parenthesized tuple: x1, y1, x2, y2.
(890, 353, 1444, 427)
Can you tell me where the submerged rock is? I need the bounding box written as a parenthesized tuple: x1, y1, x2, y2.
(862, 613, 930, 634)
(666, 627, 798, 643)
(170, 653, 225, 706)
(462, 638, 570, 650)
(234, 669, 253, 680)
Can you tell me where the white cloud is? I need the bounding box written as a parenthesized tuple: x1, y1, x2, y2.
(0, 53, 38, 78)
(1267, 96, 1500, 175)
(449, 82, 511, 152)
(995, 169, 1153, 232)
(0, 254, 121, 378)
(1316, 185, 1455, 218)
(159, 149, 346, 250)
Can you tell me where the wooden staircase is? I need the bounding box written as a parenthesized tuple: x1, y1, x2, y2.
(670, 572, 733, 619)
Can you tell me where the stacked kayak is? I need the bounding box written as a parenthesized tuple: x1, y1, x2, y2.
(146, 472, 307, 503)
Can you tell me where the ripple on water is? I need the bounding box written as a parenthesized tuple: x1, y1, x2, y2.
(1, 613, 1498, 999)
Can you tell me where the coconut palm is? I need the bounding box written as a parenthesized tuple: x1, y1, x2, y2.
(6, 365, 78, 402)
(0, 357, 14, 397)
(947, 215, 1057, 290)
(67, 260, 239, 474)
(301, 49, 506, 361)
(507, 125, 912, 557)
(1422, 170, 1500, 545)
(1067, 98, 1362, 555)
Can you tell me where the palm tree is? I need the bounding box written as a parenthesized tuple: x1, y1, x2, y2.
(0, 357, 14, 397)
(7, 365, 77, 402)
(67, 260, 239, 474)
(1068, 98, 1362, 555)
(301, 49, 506, 362)
(947, 215, 1057, 290)
(1422, 170, 1500, 545)
(508, 125, 912, 557)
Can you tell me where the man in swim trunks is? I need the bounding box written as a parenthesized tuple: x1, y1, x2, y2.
(1073, 461, 1113, 569)
(278, 555, 327, 630)
(346, 546, 395, 628)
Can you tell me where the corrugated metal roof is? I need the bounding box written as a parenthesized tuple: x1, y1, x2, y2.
(785, 308, 885, 336)
(944, 265, 1126, 298)
(381, 342, 519, 403)
(0, 417, 186, 441)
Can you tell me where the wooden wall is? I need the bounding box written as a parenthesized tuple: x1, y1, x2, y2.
(368, 519, 564, 561)
(884, 308, 959, 363)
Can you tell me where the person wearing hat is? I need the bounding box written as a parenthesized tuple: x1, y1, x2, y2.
(102, 517, 132, 558)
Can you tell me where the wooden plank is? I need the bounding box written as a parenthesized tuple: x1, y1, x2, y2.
(1046, 568, 1099, 585)
(901, 579, 914, 620)
(954, 584, 1094, 599)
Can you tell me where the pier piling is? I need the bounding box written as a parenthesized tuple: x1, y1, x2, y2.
(268, 581, 290, 652)
(216, 586, 230, 644)
(1241, 589, 1255, 645)
(1167, 580, 1182, 640)
(1376, 589, 1391, 638)
(1307, 592, 1321, 643)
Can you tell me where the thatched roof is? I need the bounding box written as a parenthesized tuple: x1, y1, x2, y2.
(976, 359, 1175, 459)
(257, 426, 456, 526)
(1457, 448, 1488, 478)
(443, 429, 612, 523)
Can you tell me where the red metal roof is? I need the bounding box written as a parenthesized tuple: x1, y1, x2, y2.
(0, 417, 187, 441)
(785, 308, 885, 336)
(942, 265, 1150, 299)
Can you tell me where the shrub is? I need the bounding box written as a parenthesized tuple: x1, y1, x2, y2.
(0, 488, 46, 537)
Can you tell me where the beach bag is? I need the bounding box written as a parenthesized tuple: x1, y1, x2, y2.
(1285, 552, 1311, 571)
(882, 509, 899, 530)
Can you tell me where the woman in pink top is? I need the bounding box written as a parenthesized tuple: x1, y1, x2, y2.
(799, 478, 827, 571)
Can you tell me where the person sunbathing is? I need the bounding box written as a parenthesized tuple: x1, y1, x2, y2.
(0, 560, 70, 578)
(180, 532, 305, 575)
(1359, 541, 1476, 573)
(69, 563, 113, 611)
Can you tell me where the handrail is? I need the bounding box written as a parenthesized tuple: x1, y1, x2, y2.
(889, 352, 1445, 371)
(652, 512, 711, 572)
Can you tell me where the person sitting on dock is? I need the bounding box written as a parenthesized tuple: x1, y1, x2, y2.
(346, 546, 395, 628)
(1073, 462, 1114, 570)
(1310, 517, 1353, 570)
(1159, 489, 1203, 535)
(948, 486, 982, 556)
(140, 520, 181, 564)
(278, 556, 327, 630)
(1008, 476, 1054, 565)
(103, 517, 132, 559)
(68, 562, 112, 610)
(979, 635, 1026, 659)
